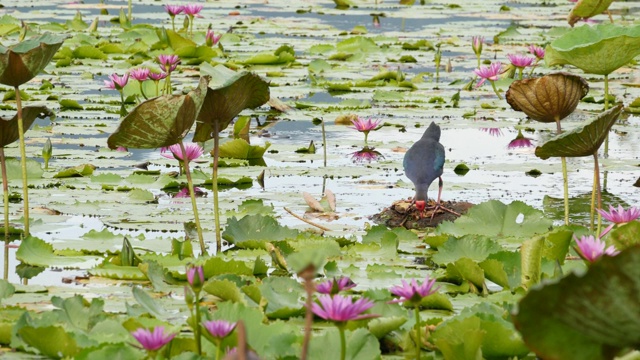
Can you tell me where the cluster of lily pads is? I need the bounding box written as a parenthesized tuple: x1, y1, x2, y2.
(0, 0, 639, 359)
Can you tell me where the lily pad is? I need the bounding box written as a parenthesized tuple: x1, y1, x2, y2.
(222, 215, 299, 249)
(107, 77, 208, 149)
(535, 104, 623, 159)
(513, 245, 640, 359)
(545, 24, 640, 75)
(436, 200, 553, 239)
(506, 73, 588, 123)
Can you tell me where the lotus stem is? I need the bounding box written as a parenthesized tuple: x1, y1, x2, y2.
(338, 325, 347, 360)
(300, 267, 315, 360)
(1, 148, 9, 280)
(194, 298, 202, 355)
(179, 142, 205, 255)
(518, 67, 523, 80)
(476, 54, 481, 69)
(322, 119, 327, 168)
(171, 17, 176, 32)
(212, 122, 222, 253)
(603, 74, 610, 159)
(414, 304, 422, 360)
(590, 165, 596, 231)
(555, 120, 569, 226)
(594, 153, 602, 237)
(14, 86, 29, 237)
(489, 80, 503, 100)
(138, 81, 148, 100)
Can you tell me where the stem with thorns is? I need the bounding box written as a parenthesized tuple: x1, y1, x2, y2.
(556, 119, 569, 226)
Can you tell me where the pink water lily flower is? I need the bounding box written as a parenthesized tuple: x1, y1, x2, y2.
(389, 276, 439, 305)
(597, 205, 640, 237)
(316, 277, 357, 295)
(165, 4, 184, 16)
(206, 29, 222, 47)
(311, 295, 377, 324)
(161, 143, 204, 162)
(508, 130, 534, 149)
(528, 45, 545, 60)
(202, 320, 236, 339)
(131, 326, 176, 351)
(129, 68, 150, 82)
(350, 117, 381, 132)
(507, 54, 535, 69)
(471, 36, 483, 56)
(148, 71, 168, 81)
(158, 54, 180, 73)
(175, 187, 204, 198)
(104, 72, 129, 90)
(186, 264, 204, 288)
(574, 235, 619, 263)
(183, 4, 204, 17)
(474, 62, 501, 87)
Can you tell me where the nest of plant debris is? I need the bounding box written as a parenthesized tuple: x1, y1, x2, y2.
(370, 199, 474, 229)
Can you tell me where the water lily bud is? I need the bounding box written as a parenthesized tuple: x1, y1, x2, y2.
(42, 138, 52, 170)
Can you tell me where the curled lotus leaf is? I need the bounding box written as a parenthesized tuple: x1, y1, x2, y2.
(506, 73, 588, 123)
(545, 24, 640, 75)
(568, 0, 614, 27)
(513, 245, 640, 359)
(0, 33, 67, 87)
(535, 104, 622, 159)
(192, 63, 270, 142)
(107, 77, 208, 149)
(0, 106, 54, 148)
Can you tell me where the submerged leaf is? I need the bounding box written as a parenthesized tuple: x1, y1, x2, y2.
(513, 245, 640, 359)
(545, 24, 640, 75)
(0, 106, 54, 147)
(107, 77, 208, 149)
(535, 104, 622, 159)
(506, 73, 588, 123)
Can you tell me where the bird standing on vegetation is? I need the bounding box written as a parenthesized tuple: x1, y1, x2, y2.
(403, 122, 455, 219)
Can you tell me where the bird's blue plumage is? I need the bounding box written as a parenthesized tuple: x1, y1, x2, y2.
(403, 122, 444, 202)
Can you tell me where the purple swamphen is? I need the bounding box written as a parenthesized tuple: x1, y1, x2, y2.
(403, 122, 455, 219)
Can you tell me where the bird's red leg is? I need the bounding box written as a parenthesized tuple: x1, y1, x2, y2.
(430, 177, 460, 222)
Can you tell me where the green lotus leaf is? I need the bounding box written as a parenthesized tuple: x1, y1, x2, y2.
(0, 33, 67, 87)
(568, 0, 614, 26)
(192, 63, 270, 142)
(535, 104, 622, 159)
(107, 76, 208, 149)
(513, 245, 640, 359)
(0, 106, 54, 147)
(506, 73, 588, 123)
(218, 139, 271, 160)
(545, 24, 640, 75)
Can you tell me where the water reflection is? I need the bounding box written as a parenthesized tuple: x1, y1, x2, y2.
(351, 147, 383, 163)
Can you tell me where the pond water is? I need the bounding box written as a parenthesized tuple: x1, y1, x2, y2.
(1, 0, 639, 290)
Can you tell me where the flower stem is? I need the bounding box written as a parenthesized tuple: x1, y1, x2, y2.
(489, 81, 503, 100)
(164, 73, 172, 95)
(1, 148, 9, 279)
(14, 86, 29, 237)
(194, 291, 202, 355)
(593, 153, 602, 237)
(518, 67, 523, 80)
(476, 55, 481, 69)
(171, 17, 176, 32)
(139, 81, 148, 100)
(179, 142, 205, 255)
(556, 120, 569, 226)
(215, 340, 222, 360)
(603, 74, 610, 159)
(414, 304, 422, 360)
(119, 90, 127, 117)
(338, 326, 346, 360)
(212, 123, 222, 253)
